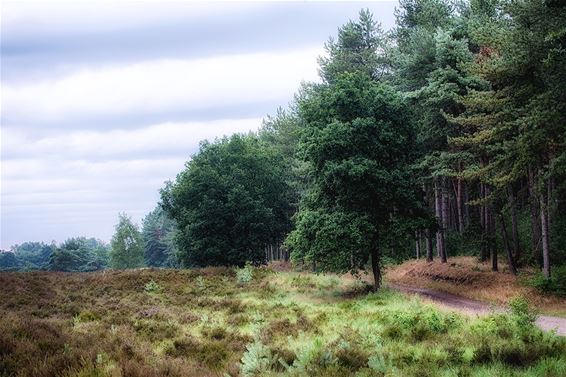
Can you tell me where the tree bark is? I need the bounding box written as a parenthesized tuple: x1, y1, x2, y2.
(528, 169, 541, 266)
(426, 228, 433, 262)
(415, 231, 421, 259)
(499, 213, 517, 275)
(457, 175, 464, 234)
(435, 178, 447, 263)
(479, 183, 488, 262)
(371, 231, 381, 291)
(540, 188, 551, 279)
(507, 187, 521, 262)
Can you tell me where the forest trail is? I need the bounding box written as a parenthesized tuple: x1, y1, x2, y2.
(390, 283, 566, 336)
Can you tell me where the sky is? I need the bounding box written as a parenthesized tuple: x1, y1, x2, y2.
(0, 0, 398, 249)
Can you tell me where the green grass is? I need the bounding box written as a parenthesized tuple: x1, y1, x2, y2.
(0, 267, 564, 377)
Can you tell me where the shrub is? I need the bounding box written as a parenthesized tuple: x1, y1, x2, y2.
(240, 341, 278, 377)
(508, 296, 537, 329)
(237, 263, 254, 284)
(529, 265, 566, 297)
(144, 279, 162, 293)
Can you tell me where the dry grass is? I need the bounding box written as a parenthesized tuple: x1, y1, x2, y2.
(384, 256, 566, 317)
(1, 265, 565, 377)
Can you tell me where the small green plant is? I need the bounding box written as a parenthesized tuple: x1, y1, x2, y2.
(237, 263, 254, 284)
(196, 275, 206, 290)
(240, 341, 278, 377)
(144, 279, 162, 293)
(368, 354, 393, 374)
(509, 296, 537, 329)
(529, 266, 566, 297)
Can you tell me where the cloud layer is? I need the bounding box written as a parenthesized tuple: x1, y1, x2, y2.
(1, 1, 398, 249)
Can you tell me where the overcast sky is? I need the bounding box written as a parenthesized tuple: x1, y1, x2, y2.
(1, 0, 398, 249)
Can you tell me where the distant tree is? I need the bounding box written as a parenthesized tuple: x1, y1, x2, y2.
(142, 206, 179, 267)
(161, 134, 294, 267)
(110, 214, 144, 269)
(48, 237, 110, 272)
(9, 242, 53, 270)
(0, 251, 21, 271)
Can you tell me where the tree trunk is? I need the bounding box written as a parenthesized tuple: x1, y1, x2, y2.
(540, 188, 551, 279)
(528, 169, 541, 266)
(479, 183, 488, 262)
(426, 228, 433, 262)
(507, 187, 521, 262)
(435, 178, 447, 263)
(457, 175, 464, 234)
(371, 231, 381, 291)
(415, 231, 421, 259)
(441, 177, 449, 263)
(499, 213, 517, 275)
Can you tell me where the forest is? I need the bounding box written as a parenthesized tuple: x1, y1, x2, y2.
(2, 1, 566, 376)
(2, 0, 565, 293)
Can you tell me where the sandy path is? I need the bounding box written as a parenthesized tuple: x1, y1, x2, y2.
(390, 283, 566, 336)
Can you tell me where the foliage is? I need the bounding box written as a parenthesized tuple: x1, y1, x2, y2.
(142, 206, 179, 267)
(144, 279, 162, 293)
(240, 341, 279, 377)
(287, 66, 426, 287)
(1, 267, 564, 376)
(161, 134, 294, 267)
(0, 251, 21, 271)
(110, 213, 144, 269)
(4, 242, 54, 271)
(236, 262, 254, 284)
(49, 237, 110, 272)
(529, 266, 566, 298)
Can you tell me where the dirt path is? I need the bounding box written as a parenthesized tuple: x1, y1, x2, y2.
(390, 283, 566, 336)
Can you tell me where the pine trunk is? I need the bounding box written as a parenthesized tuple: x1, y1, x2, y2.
(479, 183, 488, 262)
(440, 178, 448, 262)
(371, 231, 381, 291)
(499, 213, 517, 275)
(426, 228, 433, 262)
(507, 187, 521, 262)
(540, 189, 551, 279)
(415, 231, 421, 259)
(528, 169, 541, 266)
(457, 176, 464, 234)
(434, 178, 444, 258)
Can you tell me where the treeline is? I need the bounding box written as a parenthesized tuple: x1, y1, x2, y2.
(3, 1, 564, 291)
(0, 211, 179, 271)
(162, 0, 565, 290)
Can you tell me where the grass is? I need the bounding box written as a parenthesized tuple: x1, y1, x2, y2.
(0, 266, 565, 377)
(385, 256, 566, 317)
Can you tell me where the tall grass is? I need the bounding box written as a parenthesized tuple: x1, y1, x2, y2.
(0, 267, 564, 377)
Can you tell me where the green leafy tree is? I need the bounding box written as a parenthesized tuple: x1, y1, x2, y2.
(49, 237, 110, 272)
(142, 206, 179, 267)
(110, 213, 144, 269)
(9, 242, 53, 270)
(161, 134, 294, 267)
(287, 71, 424, 290)
(0, 251, 21, 271)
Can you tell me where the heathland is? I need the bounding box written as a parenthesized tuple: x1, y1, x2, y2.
(1, 265, 565, 377)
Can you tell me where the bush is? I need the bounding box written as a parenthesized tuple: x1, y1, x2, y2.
(240, 341, 278, 377)
(144, 279, 162, 293)
(529, 265, 566, 297)
(237, 263, 254, 284)
(508, 296, 537, 329)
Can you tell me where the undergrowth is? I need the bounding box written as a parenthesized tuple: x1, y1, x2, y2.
(0, 267, 564, 377)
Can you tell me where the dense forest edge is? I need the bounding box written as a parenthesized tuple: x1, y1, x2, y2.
(2, 0, 565, 296)
(2, 0, 566, 376)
